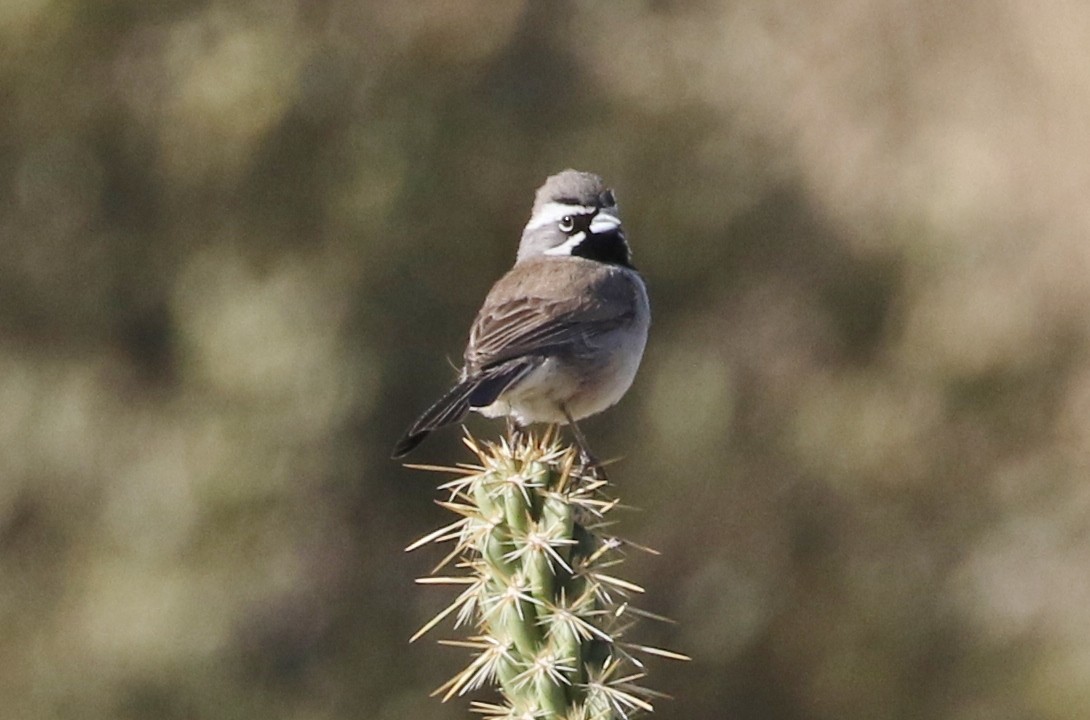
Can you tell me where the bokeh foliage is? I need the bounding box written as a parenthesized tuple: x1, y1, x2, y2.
(2, 1, 1090, 719)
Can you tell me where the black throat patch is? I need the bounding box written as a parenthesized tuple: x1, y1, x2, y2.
(571, 230, 633, 268)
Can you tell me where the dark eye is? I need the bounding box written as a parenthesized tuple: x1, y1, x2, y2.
(558, 215, 575, 233)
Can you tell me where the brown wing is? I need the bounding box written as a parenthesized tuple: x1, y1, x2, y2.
(464, 258, 640, 372)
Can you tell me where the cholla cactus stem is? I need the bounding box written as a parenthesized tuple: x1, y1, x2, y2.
(407, 430, 687, 719)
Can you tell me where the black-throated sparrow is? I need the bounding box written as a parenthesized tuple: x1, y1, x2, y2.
(392, 170, 649, 461)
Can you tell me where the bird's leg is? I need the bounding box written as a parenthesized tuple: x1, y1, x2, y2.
(561, 404, 606, 481)
(506, 416, 527, 450)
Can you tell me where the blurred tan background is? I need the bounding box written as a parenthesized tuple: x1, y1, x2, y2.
(3, 1, 1090, 719)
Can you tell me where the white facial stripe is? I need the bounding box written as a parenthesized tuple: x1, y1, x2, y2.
(525, 202, 596, 231)
(543, 232, 587, 256)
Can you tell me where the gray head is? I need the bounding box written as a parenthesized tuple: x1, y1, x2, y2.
(516, 170, 631, 267)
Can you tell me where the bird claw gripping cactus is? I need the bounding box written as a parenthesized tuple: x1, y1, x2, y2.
(406, 430, 687, 720)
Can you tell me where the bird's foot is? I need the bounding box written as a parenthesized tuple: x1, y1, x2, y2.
(576, 448, 608, 482)
(505, 418, 527, 450)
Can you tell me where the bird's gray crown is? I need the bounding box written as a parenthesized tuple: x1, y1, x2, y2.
(517, 170, 630, 267)
(531, 170, 610, 215)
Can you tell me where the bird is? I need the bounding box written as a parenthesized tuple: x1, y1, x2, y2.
(392, 169, 650, 464)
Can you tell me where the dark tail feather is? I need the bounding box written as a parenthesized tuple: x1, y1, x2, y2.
(392, 379, 476, 458)
(391, 359, 537, 458)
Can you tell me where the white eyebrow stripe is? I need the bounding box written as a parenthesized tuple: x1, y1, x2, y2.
(525, 202, 597, 231)
(542, 232, 587, 256)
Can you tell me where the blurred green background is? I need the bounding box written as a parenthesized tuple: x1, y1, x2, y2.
(3, 1, 1090, 719)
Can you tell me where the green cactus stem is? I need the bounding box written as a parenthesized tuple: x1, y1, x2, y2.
(405, 430, 687, 719)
